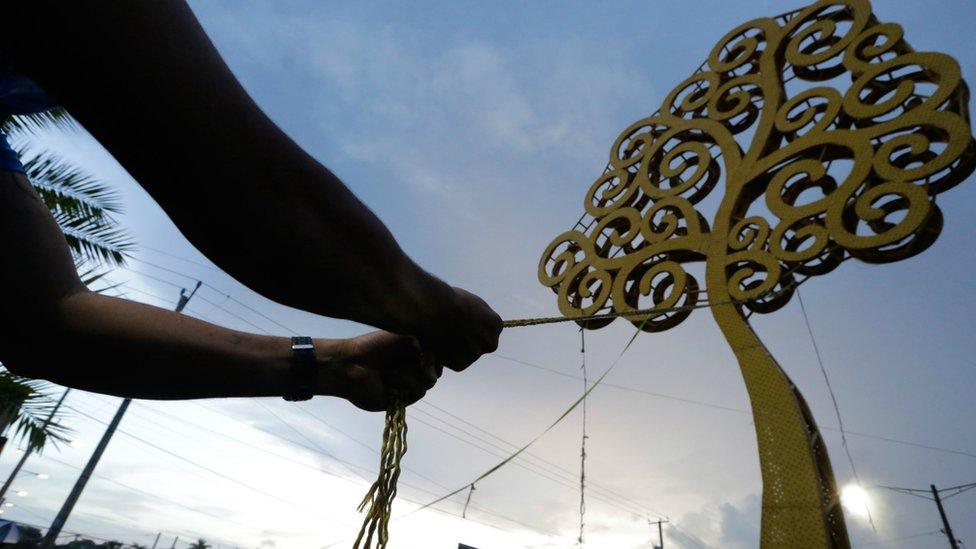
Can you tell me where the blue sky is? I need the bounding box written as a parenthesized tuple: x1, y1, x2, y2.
(3, 1, 975, 547)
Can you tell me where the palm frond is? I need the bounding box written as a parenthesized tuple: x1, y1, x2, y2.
(19, 148, 135, 266)
(56, 213, 134, 266)
(0, 108, 76, 136)
(76, 262, 128, 296)
(0, 369, 70, 454)
(22, 147, 125, 214)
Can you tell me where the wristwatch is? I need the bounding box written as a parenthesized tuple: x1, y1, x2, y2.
(284, 336, 316, 401)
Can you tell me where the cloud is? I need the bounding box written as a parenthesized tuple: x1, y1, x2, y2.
(668, 494, 760, 549)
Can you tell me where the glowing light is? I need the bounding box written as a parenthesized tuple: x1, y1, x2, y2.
(841, 484, 871, 519)
(36, 473, 49, 480)
(3, 503, 12, 507)
(15, 490, 27, 497)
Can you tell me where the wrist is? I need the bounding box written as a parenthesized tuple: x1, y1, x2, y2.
(312, 338, 351, 398)
(386, 260, 453, 337)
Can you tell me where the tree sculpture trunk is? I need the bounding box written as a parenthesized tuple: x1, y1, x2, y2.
(708, 275, 848, 546)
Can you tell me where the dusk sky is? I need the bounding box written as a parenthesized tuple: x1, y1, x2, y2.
(3, 1, 975, 547)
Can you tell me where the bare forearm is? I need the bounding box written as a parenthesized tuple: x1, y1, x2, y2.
(0, 1, 442, 333)
(5, 291, 339, 400)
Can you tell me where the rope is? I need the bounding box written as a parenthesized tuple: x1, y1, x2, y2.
(501, 298, 714, 328)
(578, 328, 588, 546)
(354, 404, 408, 549)
(406, 312, 658, 518)
(354, 282, 797, 545)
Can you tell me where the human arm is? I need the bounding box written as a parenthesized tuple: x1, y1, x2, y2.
(0, 1, 501, 370)
(0, 171, 435, 406)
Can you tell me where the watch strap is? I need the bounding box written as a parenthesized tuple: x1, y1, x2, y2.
(284, 336, 316, 401)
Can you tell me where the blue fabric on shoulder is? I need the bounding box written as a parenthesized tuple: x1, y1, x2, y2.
(0, 69, 59, 173)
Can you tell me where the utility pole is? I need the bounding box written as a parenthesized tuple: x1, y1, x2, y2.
(41, 282, 201, 548)
(171, 535, 179, 548)
(0, 388, 70, 506)
(931, 485, 959, 549)
(150, 532, 161, 549)
(649, 519, 668, 549)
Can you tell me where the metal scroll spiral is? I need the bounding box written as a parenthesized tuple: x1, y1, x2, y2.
(539, 0, 975, 331)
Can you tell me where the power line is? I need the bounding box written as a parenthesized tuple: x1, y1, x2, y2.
(324, 318, 681, 548)
(489, 353, 976, 460)
(126, 256, 299, 334)
(940, 482, 976, 500)
(857, 530, 942, 547)
(176, 401, 557, 538)
(415, 400, 666, 519)
(138, 245, 224, 273)
(62, 403, 357, 528)
(108, 259, 668, 521)
(37, 454, 255, 540)
(74, 255, 634, 545)
(116, 258, 687, 538)
(871, 482, 974, 548)
(253, 400, 370, 484)
(43, 282, 202, 548)
(111, 260, 663, 521)
(404, 318, 675, 527)
(407, 404, 665, 521)
(797, 289, 875, 531)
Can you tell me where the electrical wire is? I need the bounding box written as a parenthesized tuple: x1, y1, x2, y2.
(856, 530, 942, 546)
(489, 353, 976, 460)
(940, 481, 976, 500)
(37, 454, 258, 538)
(407, 404, 666, 521)
(116, 253, 975, 464)
(103, 260, 672, 523)
(97, 254, 974, 547)
(62, 403, 357, 528)
(414, 400, 667, 519)
(797, 289, 875, 531)
(127, 255, 299, 334)
(180, 401, 558, 537)
(139, 245, 224, 273)
(254, 399, 371, 483)
(403, 316, 669, 522)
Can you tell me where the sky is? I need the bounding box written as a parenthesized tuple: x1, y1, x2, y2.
(2, 0, 975, 547)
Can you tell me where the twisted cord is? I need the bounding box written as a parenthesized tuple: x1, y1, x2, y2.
(578, 328, 588, 546)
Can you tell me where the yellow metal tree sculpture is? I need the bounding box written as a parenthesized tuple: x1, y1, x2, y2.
(538, 0, 975, 546)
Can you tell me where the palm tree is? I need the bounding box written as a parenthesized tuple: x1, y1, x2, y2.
(0, 109, 134, 456)
(4, 109, 134, 267)
(187, 539, 211, 549)
(0, 368, 70, 456)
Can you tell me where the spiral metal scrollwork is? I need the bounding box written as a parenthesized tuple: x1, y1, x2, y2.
(538, 1, 974, 546)
(539, 0, 974, 330)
